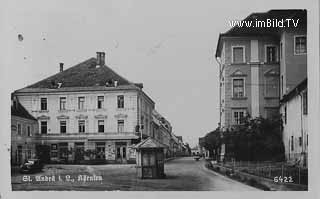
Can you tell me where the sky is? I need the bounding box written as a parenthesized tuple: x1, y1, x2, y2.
(1, 0, 312, 147)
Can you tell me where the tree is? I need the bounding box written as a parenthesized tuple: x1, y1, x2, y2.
(222, 115, 285, 161)
(202, 128, 222, 159)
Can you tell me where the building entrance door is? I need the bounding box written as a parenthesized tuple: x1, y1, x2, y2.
(115, 142, 127, 164)
(74, 142, 85, 164)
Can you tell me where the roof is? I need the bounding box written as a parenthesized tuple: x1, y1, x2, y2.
(133, 137, 168, 149)
(11, 100, 37, 121)
(16, 57, 141, 92)
(280, 78, 307, 103)
(215, 9, 307, 57)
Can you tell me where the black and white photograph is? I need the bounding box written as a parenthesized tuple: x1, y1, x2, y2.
(1, 0, 319, 198)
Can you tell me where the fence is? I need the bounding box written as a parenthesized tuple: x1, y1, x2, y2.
(219, 160, 308, 185)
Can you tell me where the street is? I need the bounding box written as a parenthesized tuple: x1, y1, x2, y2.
(12, 157, 257, 191)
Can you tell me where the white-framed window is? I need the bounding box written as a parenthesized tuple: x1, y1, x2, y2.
(40, 121, 47, 134)
(60, 97, 66, 110)
(303, 91, 307, 115)
(294, 35, 307, 55)
(232, 78, 245, 98)
(117, 120, 124, 133)
(60, 120, 67, 133)
(264, 75, 279, 97)
(232, 109, 246, 125)
(265, 45, 277, 63)
(40, 98, 47, 110)
(17, 123, 22, 135)
(78, 97, 85, 110)
(27, 125, 31, 136)
(280, 42, 283, 60)
(78, 120, 85, 133)
(97, 96, 104, 109)
(98, 120, 104, 133)
(232, 46, 245, 63)
(117, 95, 124, 108)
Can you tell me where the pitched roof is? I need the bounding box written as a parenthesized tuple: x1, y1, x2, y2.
(21, 57, 138, 90)
(280, 78, 307, 103)
(11, 100, 37, 121)
(215, 9, 307, 57)
(133, 137, 168, 149)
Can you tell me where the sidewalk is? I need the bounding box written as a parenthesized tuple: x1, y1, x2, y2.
(206, 162, 308, 191)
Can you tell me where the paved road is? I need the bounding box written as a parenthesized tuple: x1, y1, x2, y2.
(12, 157, 257, 191)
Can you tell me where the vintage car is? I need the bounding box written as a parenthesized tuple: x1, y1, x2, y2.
(19, 159, 43, 173)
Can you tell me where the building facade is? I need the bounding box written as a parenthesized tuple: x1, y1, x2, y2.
(280, 79, 307, 167)
(215, 10, 307, 161)
(13, 52, 155, 164)
(11, 96, 38, 165)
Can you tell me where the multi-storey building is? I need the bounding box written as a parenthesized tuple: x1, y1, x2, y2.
(13, 52, 155, 164)
(11, 95, 38, 165)
(215, 10, 307, 161)
(151, 110, 174, 158)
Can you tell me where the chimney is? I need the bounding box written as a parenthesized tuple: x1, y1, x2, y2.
(59, 63, 64, 72)
(96, 52, 105, 66)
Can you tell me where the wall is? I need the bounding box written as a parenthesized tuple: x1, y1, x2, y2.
(281, 89, 308, 166)
(280, 30, 307, 98)
(16, 90, 140, 134)
(11, 116, 38, 165)
(220, 36, 280, 128)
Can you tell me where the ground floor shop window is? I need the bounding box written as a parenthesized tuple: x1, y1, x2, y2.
(96, 142, 105, 160)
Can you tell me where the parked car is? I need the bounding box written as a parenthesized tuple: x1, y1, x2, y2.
(194, 156, 200, 161)
(20, 159, 43, 173)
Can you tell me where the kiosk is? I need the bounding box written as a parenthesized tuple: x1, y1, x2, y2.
(134, 137, 167, 179)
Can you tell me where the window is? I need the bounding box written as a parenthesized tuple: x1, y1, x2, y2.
(27, 126, 31, 136)
(280, 42, 283, 60)
(78, 97, 85, 110)
(98, 120, 104, 133)
(303, 91, 307, 115)
(281, 75, 284, 96)
(294, 36, 307, 54)
(299, 137, 302, 146)
(60, 121, 66, 133)
(284, 105, 287, 124)
(17, 123, 21, 135)
(78, 120, 85, 133)
(233, 110, 246, 125)
(232, 46, 244, 63)
(41, 121, 47, 134)
(117, 120, 124, 133)
(60, 97, 66, 110)
(117, 95, 124, 108)
(266, 46, 277, 63)
(40, 98, 47, 110)
(97, 96, 104, 109)
(233, 78, 245, 98)
(291, 136, 294, 151)
(141, 115, 144, 130)
(265, 76, 279, 97)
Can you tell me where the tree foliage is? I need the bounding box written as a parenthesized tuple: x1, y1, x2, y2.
(203, 115, 285, 161)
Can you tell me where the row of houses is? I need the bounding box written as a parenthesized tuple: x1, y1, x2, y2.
(214, 9, 308, 166)
(11, 52, 188, 165)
